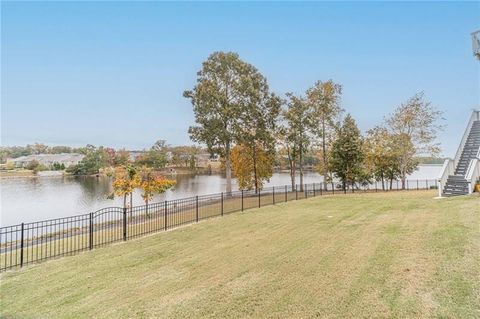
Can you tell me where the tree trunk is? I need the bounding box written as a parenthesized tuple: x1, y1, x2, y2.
(299, 144, 304, 192)
(225, 143, 232, 195)
(145, 198, 149, 218)
(287, 144, 296, 190)
(322, 118, 328, 190)
(252, 144, 258, 194)
(130, 192, 133, 220)
(123, 194, 127, 210)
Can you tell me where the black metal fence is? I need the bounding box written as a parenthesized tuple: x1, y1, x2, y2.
(0, 179, 438, 272)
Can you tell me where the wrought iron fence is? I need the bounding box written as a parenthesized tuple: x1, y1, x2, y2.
(0, 179, 438, 272)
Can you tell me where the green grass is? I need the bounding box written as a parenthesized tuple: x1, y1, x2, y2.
(1, 191, 479, 319)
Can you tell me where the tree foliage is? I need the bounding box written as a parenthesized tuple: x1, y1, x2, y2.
(184, 51, 278, 193)
(110, 165, 139, 208)
(365, 127, 402, 190)
(385, 92, 443, 188)
(231, 143, 273, 191)
(386, 92, 443, 155)
(136, 167, 176, 216)
(306, 80, 343, 185)
(329, 115, 365, 188)
(283, 93, 312, 190)
(67, 145, 106, 175)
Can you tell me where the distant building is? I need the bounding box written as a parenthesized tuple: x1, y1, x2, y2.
(128, 151, 145, 162)
(8, 153, 85, 168)
(195, 153, 220, 167)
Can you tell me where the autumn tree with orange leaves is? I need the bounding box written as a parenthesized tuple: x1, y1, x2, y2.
(136, 166, 175, 217)
(231, 143, 273, 192)
(110, 165, 139, 209)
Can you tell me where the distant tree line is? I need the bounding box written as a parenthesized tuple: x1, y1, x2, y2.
(0, 138, 215, 175)
(65, 142, 208, 176)
(184, 51, 444, 192)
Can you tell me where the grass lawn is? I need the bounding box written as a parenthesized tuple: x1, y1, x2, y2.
(1, 191, 479, 319)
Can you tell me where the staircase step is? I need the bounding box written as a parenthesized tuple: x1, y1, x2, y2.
(444, 185, 468, 189)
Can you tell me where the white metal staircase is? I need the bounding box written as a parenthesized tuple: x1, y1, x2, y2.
(438, 110, 480, 197)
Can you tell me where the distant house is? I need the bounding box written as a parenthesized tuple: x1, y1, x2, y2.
(195, 153, 220, 167)
(128, 151, 145, 162)
(8, 153, 85, 168)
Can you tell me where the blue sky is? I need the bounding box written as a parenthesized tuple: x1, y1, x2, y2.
(1, 1, 479, 156)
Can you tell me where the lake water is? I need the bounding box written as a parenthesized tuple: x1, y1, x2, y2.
(0, 165, 441, 226)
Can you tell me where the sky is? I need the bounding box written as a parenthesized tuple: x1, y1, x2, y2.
(1, 1, 479, 157)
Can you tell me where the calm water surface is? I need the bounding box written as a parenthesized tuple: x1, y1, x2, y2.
(0, 165, 441, 225)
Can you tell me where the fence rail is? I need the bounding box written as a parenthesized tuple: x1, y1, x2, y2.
(0, 179, 438, 272)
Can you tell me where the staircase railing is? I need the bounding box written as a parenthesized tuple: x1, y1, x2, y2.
(452, 110, 480, 170)
(438, 110, 480, 197)
(465, 146, 480, 194)
(437, 159, 455, 197)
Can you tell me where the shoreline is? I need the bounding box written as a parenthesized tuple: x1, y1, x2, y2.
(0, 167, 217, 179)
(0, 164, 442, 180)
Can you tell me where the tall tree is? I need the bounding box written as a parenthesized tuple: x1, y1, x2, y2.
(392, 133, 418, 189)
(184, 51, 275, 194)
(365, 126, 401, 190)
(329, 114, 364, 190)
(284, 93, 311, 191)
(306, 80, 343, 189)
(385, 92, 443, 188)
(235, 84, 281, 193)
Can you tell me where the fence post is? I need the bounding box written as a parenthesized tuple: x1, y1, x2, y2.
(313, 183, 316, 196)
(426, 179, 428, 190)
(196, 196, 199, 222)
(164, 201, 167, 231)
(285, 185, 287, 202)
(20, 223, 24, 268)
(221, 192, 224, 216)
(273, 186, 275, 205)
(296, 185, 298, 200)
(89, 213, 93, 250)
(241, 190, 244, 211)
(305, 184, 308, 198)
(320, 183, 322, 196)
(258, 189, 261, 208)
(123, 207, 127, 241)
(417, 179, 419, 190)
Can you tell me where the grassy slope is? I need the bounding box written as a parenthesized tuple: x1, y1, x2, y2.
(1, 191, 479, 319)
